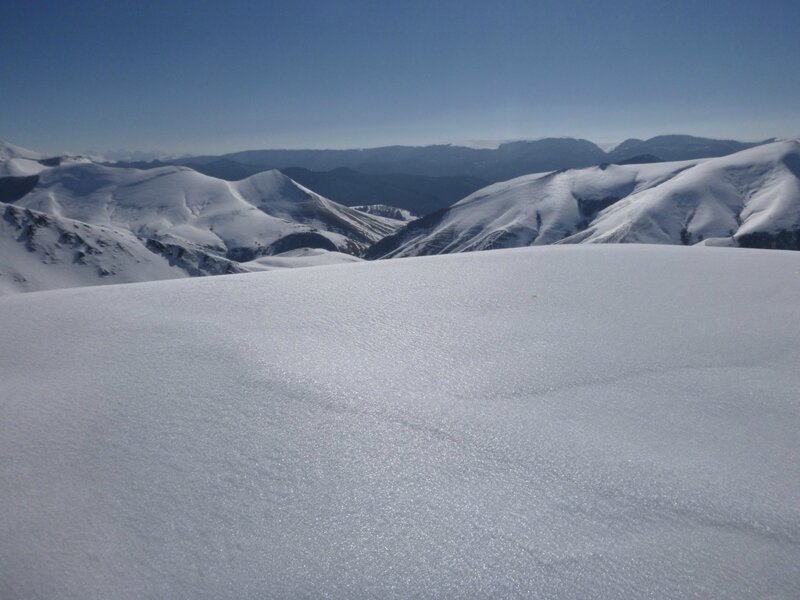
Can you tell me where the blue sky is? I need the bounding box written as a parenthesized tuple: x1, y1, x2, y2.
(2, 0, 799, 155)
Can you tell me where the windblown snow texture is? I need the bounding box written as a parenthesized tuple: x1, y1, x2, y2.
(1, 245, 798, 598)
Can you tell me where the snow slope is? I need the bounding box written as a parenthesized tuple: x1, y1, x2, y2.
(0, 141, 46, 177)
(13, 163, 397, 258)
(0, 202, 236, 295)
(242, 247, 363, 271)
(0, 142, 404, 293)
(563, 140, 800, 247)
(1, 245, 799, 598)
(0, 200, 357, 293)
(0, 141, 95, 177)
(369, 140, 800, 258)
(0, 140, 42, 162)
(352, 203, 417, 222)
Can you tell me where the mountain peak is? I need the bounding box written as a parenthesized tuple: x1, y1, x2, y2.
(0, 140, 43, 162)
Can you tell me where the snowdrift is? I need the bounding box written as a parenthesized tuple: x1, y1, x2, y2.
(1, 245, 798, 598)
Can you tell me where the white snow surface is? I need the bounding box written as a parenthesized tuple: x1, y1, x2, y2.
(352, 204, 417, 222)
(375, 140, 800, 257)
(1, 245, 799, 599)
(0, 140, 42, 162)
(242, 248, 363, 271)
(0, 157, 46, 177)
(565, 140, 800, 245)
(0, 141, 44, 177)
(0, 141, 93, 177)
(0, 203, 205, 295)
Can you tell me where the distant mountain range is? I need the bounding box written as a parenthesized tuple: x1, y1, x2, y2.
(2, 136, 798, 295)
(110, 135, 770, 214)
(608, 136, 764, 162)
(172, 135, 766, 178)
(367, 140, 800, 258)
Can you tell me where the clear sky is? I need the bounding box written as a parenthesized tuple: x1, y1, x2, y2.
(2, 0, 799, 156)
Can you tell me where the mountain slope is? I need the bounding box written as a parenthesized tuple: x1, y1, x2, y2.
(241, 247, 364, 271)
(9, 160, 399, 259)
(0, 202, 234, 295)
(352, 204, 416, 222)
(0, 140, 42, 162)
(0, 197, 367, 295)
(280, 167, 487, 214)
(0, 141, 97, 178)
(1, 245, 798, 598)
(106, 163, 487, 215)
(368, 140, 800, 257)
(0, 143, 404, 293)
(561, 140, 800, 247)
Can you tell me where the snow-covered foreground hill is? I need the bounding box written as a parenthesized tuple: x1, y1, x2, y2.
(1, 245, 798, 599)
(369, 140, 800, 258)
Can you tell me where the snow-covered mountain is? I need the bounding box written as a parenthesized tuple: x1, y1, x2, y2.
(368, 140, 800, 258)
(352, 203, 417, 222)
(13, 162, 397, 257)
(0, 141, 94, 178)
(0, 142, 401, 293)
(2, 245, 798, 598)
(0, 140, 42, 162)
(562, 140, 800, 248)
(0, 201, 250, 295)
(4, 138, 798, 294)
(118, 135, 768, 215)
(242, 247, 363, 271)
(607, 134, 765, 163)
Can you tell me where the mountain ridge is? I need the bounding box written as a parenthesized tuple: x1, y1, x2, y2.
(162, 134, 766, 176)
(0, 149, 402, 293)
(108, 135, 770, 213)
(367, 139, 800, 258)
(2, 137, 797, 295)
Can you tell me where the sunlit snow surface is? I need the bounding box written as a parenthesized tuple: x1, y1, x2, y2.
(1, 246, 799, 598)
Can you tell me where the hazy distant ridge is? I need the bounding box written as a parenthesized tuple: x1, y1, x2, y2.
(160, 135, 765, 179)
(110, 135, 768, 213)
